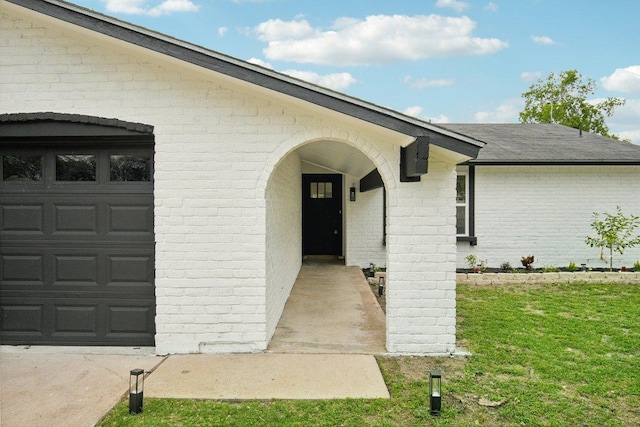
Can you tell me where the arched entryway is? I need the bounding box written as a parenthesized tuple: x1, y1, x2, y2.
(262, 135, 393, 353)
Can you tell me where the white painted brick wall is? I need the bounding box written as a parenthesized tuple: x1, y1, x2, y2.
(2, 6, 460, 355)
(386, 157, 458, 354)
(457, 166, 640, 270)
(265, 152, 302, 341)
(345, 182, 386, 268)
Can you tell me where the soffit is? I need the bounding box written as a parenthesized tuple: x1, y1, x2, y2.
(297, 141, 375, 178)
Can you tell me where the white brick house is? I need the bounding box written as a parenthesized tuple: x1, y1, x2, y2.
(0, 0, 483, 354)
(446, 124, 640, 271)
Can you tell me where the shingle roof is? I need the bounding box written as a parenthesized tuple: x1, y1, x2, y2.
(438, 123, 640, 165)
(5, 0, 484, 158)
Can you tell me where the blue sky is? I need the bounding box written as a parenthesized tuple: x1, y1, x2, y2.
(71, 0, 640, 144)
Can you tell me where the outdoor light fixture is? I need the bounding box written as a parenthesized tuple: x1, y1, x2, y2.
(350, 186, 356, 202)
(129, 368, 145, 415)
(378, 276, 385, 296)
(429, 371, 442, 416)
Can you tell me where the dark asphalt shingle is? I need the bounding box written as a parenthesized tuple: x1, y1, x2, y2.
(438, 123, 640, 164)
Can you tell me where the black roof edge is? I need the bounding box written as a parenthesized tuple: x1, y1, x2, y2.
(6, 0, 483, 158)
(0, 112, 154, 133)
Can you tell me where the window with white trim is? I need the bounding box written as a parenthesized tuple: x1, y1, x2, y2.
(456, 172, 468, 236)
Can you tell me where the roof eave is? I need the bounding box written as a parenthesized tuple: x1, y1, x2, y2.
(5, 0, 484, 158)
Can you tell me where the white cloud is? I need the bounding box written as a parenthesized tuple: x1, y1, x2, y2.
(521, 71, 542, 81)
(103, 0, 199, 16)
(484, 2, 499, 12)
(617, 129, 640, 145)
(403, 106, 450, 123)
(404, 106, 424, 117)
(255, 18, 316, 42)
(435, 0, 470, 13)
(247, 58, 357, 91)
(531, 35, 556, 45)
(247, 57, 272, 68)
(609, 98, 640, 144)
(254, 15, 508, 66)
(474, 98, 523, 122)
(403, 76, 455, 89)
(218, 27, 228, 37)
(282, 70, 357, 91)
(601, 66, 640, 93)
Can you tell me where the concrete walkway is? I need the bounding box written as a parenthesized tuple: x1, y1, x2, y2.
(268, 257, 387, 354)
(145, 353, 389, 400)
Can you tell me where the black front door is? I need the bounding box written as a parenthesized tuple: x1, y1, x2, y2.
(302, 174, 342, 256)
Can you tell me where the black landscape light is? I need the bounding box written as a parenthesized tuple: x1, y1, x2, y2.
(429, 371, 442, 416)
(129, 368, 145, 415)
(378, 275, 385, 296)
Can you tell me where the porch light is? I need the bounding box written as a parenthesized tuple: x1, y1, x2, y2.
(129, 368, 145, 415)
(429, 371, 442, 416)
(378, 276, 385, 296)
(350, 186, 356, 201)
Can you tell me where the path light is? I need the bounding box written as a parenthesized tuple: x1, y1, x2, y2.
(129, 368, 145, 415)
(378, 276, 385, 296)
(429, 371, 442, 416)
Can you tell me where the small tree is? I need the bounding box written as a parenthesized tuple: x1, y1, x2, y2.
(585, 206, 640, 271)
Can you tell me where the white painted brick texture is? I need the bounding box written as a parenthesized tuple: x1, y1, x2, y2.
(386, 158, 458, 354)
(457, 166, 640, 270)
(265, 152, 302, 341)
(345, 181, 386, 268)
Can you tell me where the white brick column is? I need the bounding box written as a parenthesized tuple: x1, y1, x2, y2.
(385, 157, 457, 355)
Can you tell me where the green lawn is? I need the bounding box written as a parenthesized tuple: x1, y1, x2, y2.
(99, 282, 639, 426)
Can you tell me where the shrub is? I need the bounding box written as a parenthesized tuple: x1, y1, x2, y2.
(499, 262, 512, 272)
(634, 261, 640, 272)
(567, 262, 579, 272)
(521, 255, 535, 270)
(465, 254, 477, 269)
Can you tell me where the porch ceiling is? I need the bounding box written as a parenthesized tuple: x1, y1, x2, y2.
(297, 140, 375, 178)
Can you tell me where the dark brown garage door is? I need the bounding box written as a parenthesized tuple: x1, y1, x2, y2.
(0, 142, 155, 346)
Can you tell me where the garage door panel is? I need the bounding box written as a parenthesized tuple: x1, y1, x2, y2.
(1, 305, 44, 333)
(1, 204, 44, 233)
(0, 143, 155, 346)
(1, 254, 45, 285)
(1, 298, 155, 345)
(1, 195, 152, 242)
(54, 204, 98, 233)
(55, 254, 99, 285)
(54, 305, 98, 333)
(107, 306, 154, 334)
(108, 255, 154, 286)
(108, 204, 153, 235)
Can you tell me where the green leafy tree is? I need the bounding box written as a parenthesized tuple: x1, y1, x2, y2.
(520, 69, 625, 139)
(585, 206, 640, 271)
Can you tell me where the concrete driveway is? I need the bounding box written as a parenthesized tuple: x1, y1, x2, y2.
(0, 346, 163, 427)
